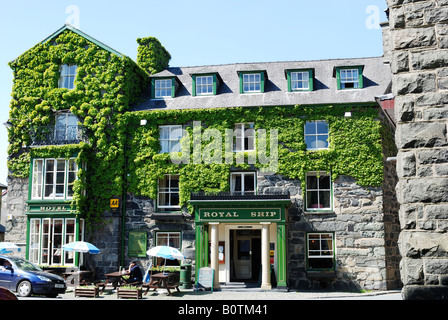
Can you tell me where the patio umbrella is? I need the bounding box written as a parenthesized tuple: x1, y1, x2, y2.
(147, 246, 185, 272)
(147, 246, 185, 261)
(0, 242, 21, 254)
(62, 241, 100, 254)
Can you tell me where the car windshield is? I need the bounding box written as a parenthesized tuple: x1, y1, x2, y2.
(10, 257, 42, 271)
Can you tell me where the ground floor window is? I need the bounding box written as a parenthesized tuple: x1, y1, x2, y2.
(29, 217, 84, 266)
(155, 231, 181, 267)
(306, 232, 335, 270)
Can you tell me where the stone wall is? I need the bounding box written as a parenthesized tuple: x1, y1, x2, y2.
(4, 176, 28, 254)
(387, 0, 448, 300)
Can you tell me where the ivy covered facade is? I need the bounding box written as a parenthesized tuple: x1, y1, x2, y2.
(5, 25, 401, 291)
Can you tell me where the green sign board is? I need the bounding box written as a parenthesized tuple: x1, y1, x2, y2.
(128, 230, 147, 257)
(198, 208, 281, 222)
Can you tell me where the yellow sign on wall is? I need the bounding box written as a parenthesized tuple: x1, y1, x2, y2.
(110, 198, 119, 208)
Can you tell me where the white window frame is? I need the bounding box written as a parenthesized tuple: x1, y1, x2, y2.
(307, 233, 335, 270)
(242, 73, 261, 93)
(230, 172, 256, 195)
(340, 68, 360, 89)
(29, 218, 84, 266)
(157, 174, 181, 211)
(290, 71, 310, 91)
(159, 125, 183, 153)
(234, 123, 255, 152)
(31, 158, 78, 200)
(55, 113, 79, 142)
(305, 172, 332, 211)
(196, 75, 214, 96)
(59, 64, 77, 90)
(155, 231, 181, 266)
(304, 121, 329, 151)
(154, 79, 172, 98)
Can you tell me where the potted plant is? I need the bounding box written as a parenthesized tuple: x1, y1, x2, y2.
(117, 285, 143, 299)
(75, 285, 99, 298)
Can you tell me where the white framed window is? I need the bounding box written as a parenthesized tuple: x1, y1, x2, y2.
(159, 125, 183, 153)
(29, 218, 84, 266)
(158, 174, 180, 211)
(305, 172, 332, 211)
(230, 172, 256, 195)
(59, 65, 77, 90)
(291, 71, 310, 91)
(340, 68, 360, 89)
(155, 79, 172, 98)
(234, 123, 255, 152)
(155, 232, 181, 266)
(196, 75, 214, 95)
(307, 233, 335, 270)
(305, 121, 329, 150)
(55, 113, 79, 142)
(31, 158, 78, 200)
(243, 73, 261, 93)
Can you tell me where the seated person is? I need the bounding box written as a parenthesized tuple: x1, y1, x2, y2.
(0, 260, 12, 271)
(127, 260, 143, 284)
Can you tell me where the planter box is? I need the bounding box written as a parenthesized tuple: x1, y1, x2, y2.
(117, 287, 143, 299)
(75, 286, 99, 298)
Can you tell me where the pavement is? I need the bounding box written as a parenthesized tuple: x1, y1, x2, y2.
(18, 286, 403, 300)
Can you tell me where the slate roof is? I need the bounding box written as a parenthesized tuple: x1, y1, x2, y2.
(133, 56, 391, 111)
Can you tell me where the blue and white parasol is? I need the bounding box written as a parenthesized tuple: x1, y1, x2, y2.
(0, 242, 20, 254)
(62, 241, 100, 254)
(146, 246, 185, 260)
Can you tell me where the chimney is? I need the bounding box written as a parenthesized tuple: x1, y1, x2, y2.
(136, 37, 171, 75)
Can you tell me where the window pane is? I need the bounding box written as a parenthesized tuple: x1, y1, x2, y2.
(316, 121, 328, 134)
(319, 175, 330, 189)
(244, 174, 255, 192)
(306, 175, 318, 189)
(305, 122, 316, 135)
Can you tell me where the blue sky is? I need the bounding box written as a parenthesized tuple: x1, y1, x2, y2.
(0, 0, 388, 185)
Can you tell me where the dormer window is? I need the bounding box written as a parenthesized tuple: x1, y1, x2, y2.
(335, 66, 364, 90)
(191, 73, 220, 96)
(238, 71, 267, 94)
(151, 77, 178, 99)
(59, 65, 77, 89)
(286, 69, 314, 92)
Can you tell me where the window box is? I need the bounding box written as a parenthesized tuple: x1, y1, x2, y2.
(191, 73, 220, 96)
(335, 66, 364, 90)
(285, 69, 314, 92)
(238, 70, 267, 93)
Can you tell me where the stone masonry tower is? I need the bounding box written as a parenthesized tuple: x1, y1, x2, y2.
(386, 0, 448, 300)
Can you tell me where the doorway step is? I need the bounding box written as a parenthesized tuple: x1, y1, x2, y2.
(219, 282, 261, 291)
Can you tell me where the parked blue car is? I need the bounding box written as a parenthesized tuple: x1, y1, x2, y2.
(0, 255, 66, 297)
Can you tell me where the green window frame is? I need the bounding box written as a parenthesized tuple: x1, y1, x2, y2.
(238, 71, 267, 94)
(286, 69, 314, 92)
(335, 66, 364, 90)
(151, 77, 177, 99)
(306, 232, 335, 271)
(191, 73, 219, 96)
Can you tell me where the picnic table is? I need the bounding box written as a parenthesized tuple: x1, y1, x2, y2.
(98, 270, 130, 293)
(143, 272, 180, 296)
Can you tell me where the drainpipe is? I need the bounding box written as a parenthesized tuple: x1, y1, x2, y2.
(121, 142, 127, 267)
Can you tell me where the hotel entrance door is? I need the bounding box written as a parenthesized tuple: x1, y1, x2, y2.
(230, 229, 261, 281)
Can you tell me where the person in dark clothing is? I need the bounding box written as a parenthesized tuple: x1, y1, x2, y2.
(127, 260, 143, 283)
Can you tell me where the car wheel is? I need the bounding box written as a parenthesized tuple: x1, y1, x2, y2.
(17, 280, 32, 297)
